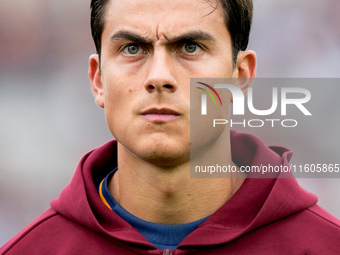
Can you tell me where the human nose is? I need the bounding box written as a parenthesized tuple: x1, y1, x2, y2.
(143, 49, 177, 93)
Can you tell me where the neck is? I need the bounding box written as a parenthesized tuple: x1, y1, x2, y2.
(110, 129, 246, 224)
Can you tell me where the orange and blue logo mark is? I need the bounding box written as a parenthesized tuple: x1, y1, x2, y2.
(196, 82, 222, 115)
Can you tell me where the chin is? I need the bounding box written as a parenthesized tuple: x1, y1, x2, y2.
(137, 144, 190, 168)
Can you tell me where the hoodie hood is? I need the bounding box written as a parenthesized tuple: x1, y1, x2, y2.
(51, 130, 318, 250)
(51, 140, 156, 249)
(179, 130, 318, 248)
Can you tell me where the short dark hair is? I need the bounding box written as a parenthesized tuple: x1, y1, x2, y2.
(90, 0, 253, 65)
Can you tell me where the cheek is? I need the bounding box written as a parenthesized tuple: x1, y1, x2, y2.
(103, 82, 143, 136)
(104, 95, 122, 135)
(103, 85, 128, 130)
(102, 65, 139, 110)
(187, 57, 234, 79)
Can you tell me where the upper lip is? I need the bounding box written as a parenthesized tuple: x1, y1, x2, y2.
(141, 107, 181, 115)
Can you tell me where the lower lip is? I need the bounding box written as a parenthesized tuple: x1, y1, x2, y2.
(141, 114, 180, 123)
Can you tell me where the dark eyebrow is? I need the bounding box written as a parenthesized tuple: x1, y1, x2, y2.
(110, 30, 215, 45)
(110, 30, 152, 44)
(166, 31, 216, 44)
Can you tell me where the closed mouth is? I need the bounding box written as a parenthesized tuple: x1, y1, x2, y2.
(140, 108, 181, 122)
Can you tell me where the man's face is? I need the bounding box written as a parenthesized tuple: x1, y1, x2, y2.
(90, 0, 239, 167)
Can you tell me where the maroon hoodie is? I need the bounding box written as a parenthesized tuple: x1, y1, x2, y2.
(1, 130, 340, 254)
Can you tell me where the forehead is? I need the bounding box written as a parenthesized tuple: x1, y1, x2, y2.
(102, 0, 226, 42)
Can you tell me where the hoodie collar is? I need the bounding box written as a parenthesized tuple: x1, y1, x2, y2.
(51, 130, 317, 250)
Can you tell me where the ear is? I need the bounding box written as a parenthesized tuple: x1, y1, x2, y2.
(232, 50, 256, 94)
(89, 54, 104, 108)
